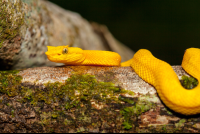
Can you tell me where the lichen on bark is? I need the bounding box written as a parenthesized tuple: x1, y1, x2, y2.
(0, 0, 24, 47)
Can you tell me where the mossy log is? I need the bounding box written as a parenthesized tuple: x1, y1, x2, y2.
(0, 66, 199, 133)
(0, 0, 134, 70)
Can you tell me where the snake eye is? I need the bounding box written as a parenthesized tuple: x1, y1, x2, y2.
(62, 48, 68, 54)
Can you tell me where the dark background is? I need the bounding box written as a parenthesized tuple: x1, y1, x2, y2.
(49, 0, 200, 65)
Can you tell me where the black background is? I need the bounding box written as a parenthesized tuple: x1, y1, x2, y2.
(49, 0, 200, 65)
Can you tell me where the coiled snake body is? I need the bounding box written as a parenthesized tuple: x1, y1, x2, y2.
(45, 45, 200, 115)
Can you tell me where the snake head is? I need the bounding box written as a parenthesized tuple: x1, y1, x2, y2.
(45, 45, 85, 64)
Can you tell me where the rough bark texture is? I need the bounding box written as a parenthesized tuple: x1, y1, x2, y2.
(0, 0, 134, 70)
(18, 66, 189, 95)
(0, 66, 199, 133)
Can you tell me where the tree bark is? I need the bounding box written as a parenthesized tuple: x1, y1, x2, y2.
(0, 0, 134, 70)
(0, 66, 199, 133)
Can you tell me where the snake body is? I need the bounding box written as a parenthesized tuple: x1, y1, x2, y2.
(45, 45, 200, 115)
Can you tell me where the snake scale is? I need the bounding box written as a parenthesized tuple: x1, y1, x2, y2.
(45, 45, 200, 115)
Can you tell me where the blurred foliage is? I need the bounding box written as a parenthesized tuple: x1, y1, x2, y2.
(49, 0, 200, 65)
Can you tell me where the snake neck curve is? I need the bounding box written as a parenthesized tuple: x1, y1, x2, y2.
(80, 50, 121, 66)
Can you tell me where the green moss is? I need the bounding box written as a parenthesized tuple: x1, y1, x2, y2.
(77, 127, 86, 133)
(1, 70, 160, 132)
(0, 70, 22, 96)
(51, 111, 58, 119)
(38, 73, 125, 110)
(0, 0, 24, 47)
(120, 95, 156, 130)
(0, 70, 131, 108)
(11, 109, 15, 117)
(120, 88, 135, 96)
(162, 125, 167, 132)
(64, 118, 71, 125)
(163, 108, 173, 115)
(118, 95, 134, 104)
(181, 75, 198, 89)
(122, 121, 132, 130)
(40, 112, 51, 125)
(175, 119, 186, 128)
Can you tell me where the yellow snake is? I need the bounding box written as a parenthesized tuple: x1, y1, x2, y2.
(45, 45, 200, 115)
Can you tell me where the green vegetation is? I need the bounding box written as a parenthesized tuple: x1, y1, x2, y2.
(181, 75, 198, 89)
(19, 73, 134, 108)
(0, 71, 137, 129)
(0, 0, 24, 47)
(120, 96, 156, 130)
(175, 119, 186, 128)
(0, 70, 22, 96)
(11, 109, 15, 117)
(0, 70, 163, 132)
